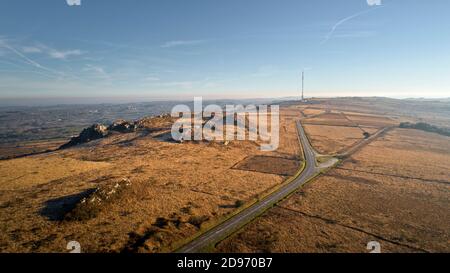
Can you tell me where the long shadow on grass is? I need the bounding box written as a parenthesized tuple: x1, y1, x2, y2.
(40, 189, 96, 221)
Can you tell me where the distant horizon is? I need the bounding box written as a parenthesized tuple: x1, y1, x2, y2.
(1, 94, 449, 107)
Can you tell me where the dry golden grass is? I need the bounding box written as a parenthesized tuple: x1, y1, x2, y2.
(0, 155, 110, 191)
(275, 108, 303, 159)
(2, 98, 448, 253)
(303, 124, 374, 155)
(0, 140, 66, 160)
(345, 129, 450, 182)
(300, 110, 396, 155)
(303, 113, 355, 127)
(302, 108, 325, 117)
(345, 114, 396, 128)
(215, 128, 450, 253)
(0, 108, 303, 253)
(215, 206, 418, 253)
(233, 155, 300, 176)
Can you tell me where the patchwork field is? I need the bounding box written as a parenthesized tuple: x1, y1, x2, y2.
(0, 109, 302, 253)
(233, 155, 300, 176)
(301, 108, 325, 117)
(1, 97, 449, 253)
(303, 112, 354, 127)
(303, 124, 378, 155)
(345, 114, 397, 128)
(215, 128, 450, 253)
(300, 110, 389, 155)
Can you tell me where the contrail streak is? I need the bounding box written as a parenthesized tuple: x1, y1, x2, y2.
(321, 5, 384, 45)
(0, 40, 84, 81)
(0, 42, 60, 78)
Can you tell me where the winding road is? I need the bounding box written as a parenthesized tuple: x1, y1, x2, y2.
(176, 121, 320, 253)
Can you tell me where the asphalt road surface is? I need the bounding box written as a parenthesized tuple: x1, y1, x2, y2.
(176, 121, 319, 253)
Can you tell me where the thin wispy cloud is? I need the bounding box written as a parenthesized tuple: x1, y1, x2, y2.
(22, 46, 43, 53)
(203, 81, 220, 89)
(0, 37, 85, 81)
(151, 77, 217, 89)
(251, 65, 280, 78)
(21, 43, 84, 60)
(48, 49, 83, 60)
(83, 64, 110, 79)
(0, 69, 55, 79)
(161, 40, 206, 48)
(160, 81, 196, 88)
(0, 39, 57, 78)
(144, 76, 160, 82)
(321, 5, 384, 45)
(332, 30, 376, 39)
(0, 59, 24, 69)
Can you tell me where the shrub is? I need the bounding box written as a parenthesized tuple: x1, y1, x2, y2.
(399, 122, 450, 137)
(234, 200, 245, 208)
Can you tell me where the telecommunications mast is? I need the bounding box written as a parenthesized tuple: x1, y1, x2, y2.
(301, 71, 305, 101)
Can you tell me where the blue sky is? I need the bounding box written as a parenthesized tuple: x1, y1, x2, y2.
(0, 0, 449, 101)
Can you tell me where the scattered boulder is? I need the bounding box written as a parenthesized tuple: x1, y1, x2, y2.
(136, 114, 174, 130)
(64, 178, 132, 221)
(59, 114, 177, 149)
(157, 113, 171, 118)
(188, 215, 210, 229)
(108, 120, 138, 133)
(234, 200, 245, 208)
(60, 119, 141, 149)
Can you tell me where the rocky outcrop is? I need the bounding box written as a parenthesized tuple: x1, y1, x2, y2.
(64, 178, 133, 221)
(108, 120, 138, 133)
(59, 115, 175, 149)
(60, 124, 109, 149)
(60, 119, 142, 149)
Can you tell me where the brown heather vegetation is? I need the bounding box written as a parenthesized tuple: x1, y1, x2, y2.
(0, 139, 67, 160)
(1, 97, 449, 253)
(303, 124, 379, 155)
(215, 128, 450, 253)
(0, 109, 302, 253)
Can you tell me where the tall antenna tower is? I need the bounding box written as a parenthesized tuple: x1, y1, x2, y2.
(301, 70, 305, 101)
